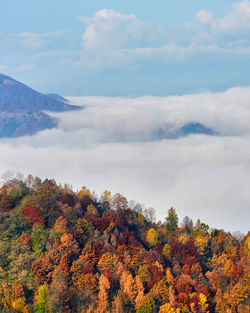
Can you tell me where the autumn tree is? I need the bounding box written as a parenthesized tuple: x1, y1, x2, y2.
(136, 295, 156, 313)
(146, 228, 158, 247)
(112, 193, 128, 211)
(23, 204, 44, 225)
(97, 274, 111, 313)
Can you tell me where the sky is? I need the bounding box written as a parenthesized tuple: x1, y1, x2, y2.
(0, 1, 250, 233)
(0, 0, 250, 95)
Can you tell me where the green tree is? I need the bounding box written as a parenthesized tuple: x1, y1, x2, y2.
(165, 208, 178, 231)
(34, 284, 51, 313)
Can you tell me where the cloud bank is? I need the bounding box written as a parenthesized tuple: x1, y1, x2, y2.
(0, 87, 250, 233)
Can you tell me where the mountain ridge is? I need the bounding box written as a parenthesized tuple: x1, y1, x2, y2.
(0, 73, 80, 137)
(0, 73, 78, 112)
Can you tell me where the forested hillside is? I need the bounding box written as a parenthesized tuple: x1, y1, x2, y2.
(0, 176, 249, 313)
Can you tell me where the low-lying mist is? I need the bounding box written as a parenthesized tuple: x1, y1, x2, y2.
(1, 86, 250, 233)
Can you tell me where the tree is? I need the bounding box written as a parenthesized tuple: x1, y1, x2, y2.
(12, 298, 27, 312)
(163, 244, 171, 258)
(19, 231, 30, 245)
(87, 204, 99, 216)
(0, 186, 11, 211)
(136, 295, 156, 313)
(165, 208, 178, 231)
(54, 216, 68, 233)
(75, 217, 94, 243)
(23, 204, 44, 225)
(199, 293, 209, 313)
(144, 207, 156, 223)
(98, 252, 119, 275)
(97, 274, 111, 313)
(101, 190, 111, 209)
(159, 303, 179, 313)
(112, 193, 128, 211)
(34, 284, 50, 313)
(146, 228, 158, 247)
(120, 270, 137, 303)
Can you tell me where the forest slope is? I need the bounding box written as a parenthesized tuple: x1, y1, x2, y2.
(0, 175, 249, 313)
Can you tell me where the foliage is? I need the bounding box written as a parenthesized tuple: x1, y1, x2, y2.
(136, 295, 156, 313)
(0, 175, 248, 313)
(146, 228, 158, 246)
(23, 204, 44, 225)
(165, 207, 178, 231)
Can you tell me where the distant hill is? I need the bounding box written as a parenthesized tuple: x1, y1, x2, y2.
(0, 111, 56, 138)
(156, 122, 215, 140)
(0, 73, 79, 137)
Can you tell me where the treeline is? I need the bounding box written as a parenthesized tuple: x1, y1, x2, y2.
(0, 175, 249, 313)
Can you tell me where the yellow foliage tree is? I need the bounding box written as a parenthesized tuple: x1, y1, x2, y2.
(166, 268, 174, 285)
(136, 295, 156, 313)
(244, 234, 250, 256)
(199, 293, 209, 313)
(87, 204, 99, 216)
(195, 235, 209, 254)
(98, 252, 119, 275)
(78, 186, 93, 200)
(159, 303, 180, 313)
(146, 228, 158, 246)
(12, 298, 26, 312)
(150, 279, 168, 301)
(138, 264, 150, 283)
(163, 244, 171, 258)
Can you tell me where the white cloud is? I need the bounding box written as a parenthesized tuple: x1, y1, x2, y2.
(75, 1, 250, 69)
(57, 86, 250, 138)
(80, 9, 156, 50)
(0, 87, 250, 233)
(19, 30, 64, 49)
(196, 0, 250, 34)
(196, 10, 214, 25)
(1, 1, 250, 90)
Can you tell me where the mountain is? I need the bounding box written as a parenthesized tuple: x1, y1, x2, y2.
(0, 175, 249, 312)
(45, 93, 70, 103)
(0, 73, 77, 112)
(0, 73, 79, 137)
(156, 122, 215, 140)
(0, 111, 56, 138)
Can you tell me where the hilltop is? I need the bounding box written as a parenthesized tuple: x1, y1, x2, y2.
(0, 175, 249, 312)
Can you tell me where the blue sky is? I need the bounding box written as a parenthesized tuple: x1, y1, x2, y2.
(0, 0, 249, 95)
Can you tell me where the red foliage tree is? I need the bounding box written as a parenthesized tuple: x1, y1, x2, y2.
(60, 193, 76, 207)
(175, 277, 193, 294)
(23, 204, 44, 225)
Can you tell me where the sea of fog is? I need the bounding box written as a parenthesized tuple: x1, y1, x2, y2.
(0, 86, 250, 233)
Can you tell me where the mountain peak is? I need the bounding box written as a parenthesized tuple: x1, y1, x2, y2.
(0, 73, 80, 137)
(0, 73, 79, 113)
